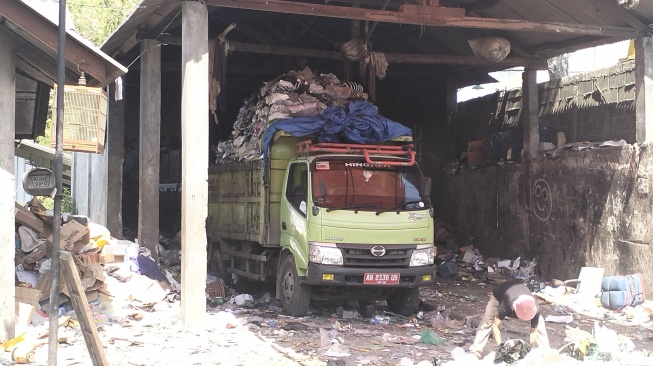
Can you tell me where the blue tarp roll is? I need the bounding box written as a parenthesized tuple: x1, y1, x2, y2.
(262, 101, 412, 163)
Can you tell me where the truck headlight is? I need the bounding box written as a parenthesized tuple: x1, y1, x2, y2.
(410, 246, 436, 266)
(309, 245, 343, 265)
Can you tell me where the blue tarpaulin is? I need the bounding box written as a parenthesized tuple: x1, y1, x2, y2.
(262, 101, 412, 162)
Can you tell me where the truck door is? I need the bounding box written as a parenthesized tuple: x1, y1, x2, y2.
(281, 163, 309, 272)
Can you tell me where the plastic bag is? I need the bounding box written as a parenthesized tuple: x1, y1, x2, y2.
(419, 330, 447, 345)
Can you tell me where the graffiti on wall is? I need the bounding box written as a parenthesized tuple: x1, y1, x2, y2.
(532, 178, 552, 221)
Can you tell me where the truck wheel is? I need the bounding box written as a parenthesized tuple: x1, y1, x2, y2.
(387, 287, 420, 316)
(279, 255, 311, 316)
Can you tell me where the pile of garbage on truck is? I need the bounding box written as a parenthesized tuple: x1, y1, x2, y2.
(213, 67, 412, 164)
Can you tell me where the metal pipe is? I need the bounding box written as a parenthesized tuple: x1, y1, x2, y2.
(48, 0, 66, 364)
(218, 23, 236, 42)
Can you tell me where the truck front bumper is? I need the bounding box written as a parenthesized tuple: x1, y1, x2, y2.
(306, 263, 436, 287)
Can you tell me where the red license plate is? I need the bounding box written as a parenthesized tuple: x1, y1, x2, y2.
(363, 273, 400, 285)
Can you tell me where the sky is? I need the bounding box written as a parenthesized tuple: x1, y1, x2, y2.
(458, 40, 632, 102)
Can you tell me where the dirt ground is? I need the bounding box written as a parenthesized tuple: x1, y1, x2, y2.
(2, 270, 653, 366)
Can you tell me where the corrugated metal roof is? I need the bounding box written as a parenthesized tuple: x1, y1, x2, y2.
(99, 0, 652, 89)
(104, 0, 652, 61)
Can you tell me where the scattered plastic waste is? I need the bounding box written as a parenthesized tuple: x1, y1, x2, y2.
(419, 330, 447, 345)
(494, 339, 530, 364)
(370, 315, 390, 325)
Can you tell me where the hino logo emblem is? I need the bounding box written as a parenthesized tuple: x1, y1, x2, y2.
(370, 246, 387, 257)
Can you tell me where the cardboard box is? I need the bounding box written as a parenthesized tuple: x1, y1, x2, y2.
(35, 270, 71, 301)
(47, 219, 89, 250)
(99, 252, 115, 264)
(15, 286, 41, 308)
(15, 202, 46, 235)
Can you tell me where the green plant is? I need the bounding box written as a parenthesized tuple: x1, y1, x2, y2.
(38, 188, 78, 215)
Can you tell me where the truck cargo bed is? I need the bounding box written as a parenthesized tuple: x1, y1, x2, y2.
(208, 160, 272, 245)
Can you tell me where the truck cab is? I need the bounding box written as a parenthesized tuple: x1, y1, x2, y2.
(277, 139, 436, 316)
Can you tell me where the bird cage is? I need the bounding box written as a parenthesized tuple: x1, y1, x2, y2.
(51, 84, 107, 154)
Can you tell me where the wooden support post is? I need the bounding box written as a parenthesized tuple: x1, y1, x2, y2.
(138, 39, 161, 260)
(107, 81, 125, 238)
(635, 36, 653, 144)
(521, 67, 539, 159)
(181, 0, 208, 327)
(0, 31, 16, 342)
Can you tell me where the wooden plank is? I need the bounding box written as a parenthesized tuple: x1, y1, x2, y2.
(1, 0, 111, 83)
(521, 68, 539, 159)
(205, 0, 644, 38)
(59, 252, 107, 366)
(138, 39, 161, 261)
(106, 81, 125, 239)
(180, 1, 209, 327)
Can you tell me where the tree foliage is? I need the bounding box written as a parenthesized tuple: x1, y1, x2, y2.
(68, 0, 141, 46)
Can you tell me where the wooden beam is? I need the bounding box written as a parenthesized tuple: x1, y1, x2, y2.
(180, 0, 209, 328)
(117, 3, 182, 57)
(521, 68, 539, 159)
(224, 20, 278, 45)
(158, 35, 546, 68)
(289, 15, 337, 46)
(138, 39, 161, 262)
(206, 0, 644, 38)
(3, 28, 89, 86)
(107, 81, 125, 239)
(1, 1, 109, 83)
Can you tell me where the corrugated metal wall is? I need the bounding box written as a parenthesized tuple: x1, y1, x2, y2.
(72, 152, 108, 227)
(14, 156, 33, 204)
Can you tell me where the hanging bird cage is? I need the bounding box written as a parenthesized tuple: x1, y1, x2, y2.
(50, 83, 107, 154)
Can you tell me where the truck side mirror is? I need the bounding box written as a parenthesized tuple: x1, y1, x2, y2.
(419, 177, 432, 200)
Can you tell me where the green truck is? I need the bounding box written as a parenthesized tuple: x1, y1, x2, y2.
(207, 133, 436, 316)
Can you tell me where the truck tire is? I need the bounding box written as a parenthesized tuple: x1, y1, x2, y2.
(387, 287, 420, 316)
(279, 255, 311, 316)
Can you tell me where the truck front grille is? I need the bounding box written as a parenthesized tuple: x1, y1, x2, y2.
(337, 244, 415, 268)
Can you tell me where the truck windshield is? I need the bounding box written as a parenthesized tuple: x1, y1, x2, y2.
(311, 158, 427, 211)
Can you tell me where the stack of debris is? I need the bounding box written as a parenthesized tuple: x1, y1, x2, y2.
(213, 67, 368, 164)
(13, 199, 175, 331)
(433, 218, 537, 284)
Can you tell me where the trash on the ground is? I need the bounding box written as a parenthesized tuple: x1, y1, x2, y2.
(494, 339, 530, 364)
(370, 315, 390, 325)
(438, 261, 458, 278)
(544, 315, 574, 324)
(231, 293, 254, 306)
(419, 330, 446, 345)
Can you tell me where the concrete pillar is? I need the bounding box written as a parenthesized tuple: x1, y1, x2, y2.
(180, 0, 208, 327)
(107, 82, 125, 238)
(635, 36, 653, 144)
(138, 39, 161, 260)
(0, 33, 16, 341)
(521, 67, 539, 159)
